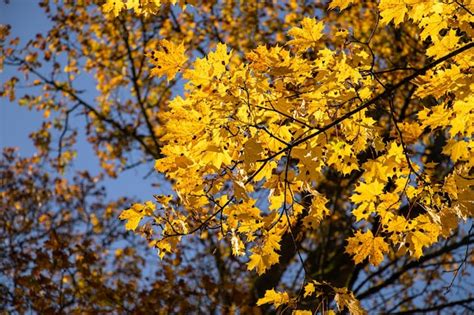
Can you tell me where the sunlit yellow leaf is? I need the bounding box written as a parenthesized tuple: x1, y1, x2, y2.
(149, 40, 188, 81)
(288, 17, 324, 50)
(257, 289, 290, 308)
(346, 230, 389, 266)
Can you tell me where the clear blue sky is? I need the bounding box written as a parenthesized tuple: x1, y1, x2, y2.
(0, 0, 166, 201)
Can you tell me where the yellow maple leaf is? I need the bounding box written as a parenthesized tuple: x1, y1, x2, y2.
(256, 289, 290, 308)
(119, 201, 155, 231)
(438, 207, 461, 238)
(102, 0, 125, 16)
(419, 12, 447, 41)
(149, 40, 188, 81)
(207, 42, 231, 77)
(288, 17, 324, 50)
(247, 232, 281, 274)
(397, 122, 423, 144)
(119, 208, 143, 231)
(126, 0, 161, 16)
(268, 189, 285, 211)
(247, 250, 280, 275)
(426, 29, 460, 59)
(352, 202, 375, 222)
(350, 181, 385, 204)
(453, 175, 474, 218)
(442, 139, 470, 162)
(362, 160, 388, 182)
(303, 194, 330, 228)
(405, 215, 441, 259)
(334, 287, 367, 315)
(418, 104, 450, 130)
(303, 281, 318, 297)
(415, 66, 464, 99)
(153, 239, 173, 259)
(183, 43, 231, 88)
(103, 0, 185, 16)
(382, 214, 408, 236)
(346, 230, 389, 266)
(379, 0, 407, 26)
(450, 97, 474, 137)
(406, 230, 434, 259)
(328, 0, 356, 11)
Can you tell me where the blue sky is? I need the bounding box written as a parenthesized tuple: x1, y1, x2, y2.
(1, 1, 47, 157)
(0, 1, 166, 201)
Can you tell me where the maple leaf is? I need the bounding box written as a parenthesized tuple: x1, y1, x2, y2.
(103, 0, 184, 16)
(288, 17, 324, 50)
(362, 160, 388, 182)
(438, 207, 461, 238)
(397, 122, 423, 144)
(387, 142, 405, 164)
(453, 175, 474, 218)
(207, 42, 231, 77)
(126, 0, 160, 14)
(405, 0, 431, 22)
(149, 40, 188, 81)
(247, 252, 267, 275)
(256, 289, 290, 308)
(346, 230, 389, 266)
(328, 0, 356, 11)
(406, 230, 434, 259)
(442, 139, 470, 162)
(382, 214, 408, 236)
(352, 202, 375, 222)
(154, 240, 172, 259)
(303, 193, 330, 228)
(418, 104, 450, 130)
(334, 287, 367, 315)
(405, 215, 441, 259)
(426, 29, 460, 59)
(200, 143, 233, 169)
(350, 181, 385, 204)
(183, 43, 231, 88)
(450, 97, 474, 137)
(119, 201, 156, 231)
(303, 281, 321, 297)
(268, 188, 285, 211)
(378, 0, 407, 26)
(419, 12, 447, 41)
(415, 66, 464, 99)
(377, 192, 401, 214)
(248, 232, 281, 274)
(102, 0, 125, 16)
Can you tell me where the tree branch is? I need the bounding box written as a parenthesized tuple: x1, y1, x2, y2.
(357, 234, 474, 300)
(10, 56, 160, 159)
(390, 297, 474, 314)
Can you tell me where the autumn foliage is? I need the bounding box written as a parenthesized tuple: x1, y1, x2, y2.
(1, 0, 474, 313)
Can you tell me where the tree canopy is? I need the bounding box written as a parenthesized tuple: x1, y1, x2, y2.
(1, 0, 473, 313)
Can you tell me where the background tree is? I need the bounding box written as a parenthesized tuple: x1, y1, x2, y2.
(1, 0, 473, 313)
